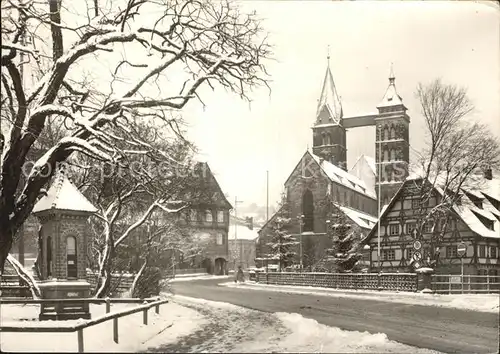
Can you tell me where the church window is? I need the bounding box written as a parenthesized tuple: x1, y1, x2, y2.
(384, 126, 389, 141)
(325, 133, 331, 145)
(321, 133, 327, 146)
(383, 148, 389, 162)
(390, 149, 396, 161)
(390, 125, 396, 139)
(302, 189, 314, 232)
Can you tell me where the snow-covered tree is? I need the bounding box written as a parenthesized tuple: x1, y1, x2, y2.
(324, 208, 364, 273)
(0, 0, 271, 275)
(265, 197, 298, 271)
(408, 79, 500, 268)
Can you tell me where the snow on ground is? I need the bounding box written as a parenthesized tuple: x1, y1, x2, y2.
(169, 274, 232, 283)
(222, 282, 500, 313)
(159, 295, 440, 354)
(0, 301, 206, 352)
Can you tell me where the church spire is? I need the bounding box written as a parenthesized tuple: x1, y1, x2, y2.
(376, 63, 406, 110)
(316, 47, 343, 124)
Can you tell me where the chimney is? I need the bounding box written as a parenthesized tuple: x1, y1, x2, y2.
(484, 168, 492, 180)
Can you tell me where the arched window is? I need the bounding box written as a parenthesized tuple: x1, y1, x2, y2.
(390, 149, 396, 161)
(321, 133, 327, 146)
(302, 189, 314, 232)
(384, 126, 389, 141)
(206, 210, 213, 222)
(383, 148, 389, 162)
(47, 236, 52, 278)
(390, 125, 396, 139)
(325, 133, 331, 145)
(66, 236, 77, 279)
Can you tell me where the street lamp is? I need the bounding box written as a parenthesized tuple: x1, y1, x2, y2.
(298, 214, 304, 272)
(363, 244, 371, 272)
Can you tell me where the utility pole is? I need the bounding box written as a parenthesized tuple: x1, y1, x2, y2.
(234, 196, 244, 268)
(377, 124, 382, 273)
(266, 171, 269, 222)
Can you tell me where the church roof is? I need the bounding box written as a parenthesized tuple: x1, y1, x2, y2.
(350, 154, 377, 177)
(376, 65, 406, 109)
(334, 203, 378, 230)
(33, 173, 97, 214)
(311, 153, 377, 199)
(316, 63, 343, 124)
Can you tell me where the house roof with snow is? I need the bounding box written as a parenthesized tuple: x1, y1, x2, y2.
(33, 173, 97, 215)
(365, 176, 500, 242)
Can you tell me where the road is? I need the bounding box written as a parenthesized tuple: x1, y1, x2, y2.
(172, 278, 499, 354)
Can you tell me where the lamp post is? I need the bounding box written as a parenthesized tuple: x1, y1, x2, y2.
(363, 244, 371, 272)
(298, 214, 304, 272)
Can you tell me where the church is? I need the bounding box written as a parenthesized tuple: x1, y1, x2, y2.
(256, 56, 411, 269)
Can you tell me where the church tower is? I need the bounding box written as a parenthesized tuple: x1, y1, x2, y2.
(312, 53, 347, 170)
(375, 65, 410, 206)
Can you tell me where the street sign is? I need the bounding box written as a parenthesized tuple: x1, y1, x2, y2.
(413, 240, 422, 251)
(413, 251, 422, 262)
(457, 242, 467, 257)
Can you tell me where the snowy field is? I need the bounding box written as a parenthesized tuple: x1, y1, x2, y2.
(222, 281, 500, 313)
(0, 301, 206, 352)
(169, 295, 441, 353)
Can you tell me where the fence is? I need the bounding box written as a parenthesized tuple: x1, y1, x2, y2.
(0, 274, 30, 298)
(432, 274, 500, 294)
(255, 272, 418, 292)
(0, 297, 169, 352)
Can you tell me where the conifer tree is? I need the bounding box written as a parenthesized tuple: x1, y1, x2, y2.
(324, 207, 364, 273)
(266, 195, 299, 271)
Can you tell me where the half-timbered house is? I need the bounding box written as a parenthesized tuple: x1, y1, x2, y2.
(364, 173, 500, 277)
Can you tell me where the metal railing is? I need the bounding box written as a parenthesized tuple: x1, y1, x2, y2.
(0, 297, 169, 352)
(432, 274, 500, 294)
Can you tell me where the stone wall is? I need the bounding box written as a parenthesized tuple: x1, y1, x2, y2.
(256, 272, 418, 292)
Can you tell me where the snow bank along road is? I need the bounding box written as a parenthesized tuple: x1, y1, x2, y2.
(146, 295, 440, 353)
(171, 278, 499, 354)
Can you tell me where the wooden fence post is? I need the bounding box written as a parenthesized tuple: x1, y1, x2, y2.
(143, 301, 148, 325)
(77, 329, 84, 353)
(105, 297, 111, 314)
(113, 318, 119, 343)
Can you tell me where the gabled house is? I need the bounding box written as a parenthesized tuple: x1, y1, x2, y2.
(364, 173, 500, 276)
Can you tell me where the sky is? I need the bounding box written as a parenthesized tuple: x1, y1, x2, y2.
(180, 0, 500, 211)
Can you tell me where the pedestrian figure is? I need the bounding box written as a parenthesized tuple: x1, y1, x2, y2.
(235, 265, 245, 283)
